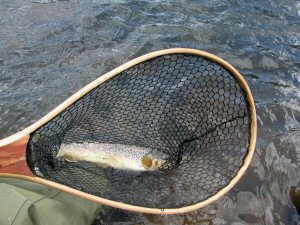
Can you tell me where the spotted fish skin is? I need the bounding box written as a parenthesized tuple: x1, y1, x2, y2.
(56, 142, 168, 171)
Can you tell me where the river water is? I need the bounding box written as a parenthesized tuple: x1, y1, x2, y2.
(0, 0, 299, 224)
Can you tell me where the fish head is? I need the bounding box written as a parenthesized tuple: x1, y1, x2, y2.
(141, 150, 169, 171)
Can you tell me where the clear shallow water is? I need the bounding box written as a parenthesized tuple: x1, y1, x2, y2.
(0, 0, 299, 224)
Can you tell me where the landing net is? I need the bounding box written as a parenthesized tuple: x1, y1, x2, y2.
(27, 53, 252, 209)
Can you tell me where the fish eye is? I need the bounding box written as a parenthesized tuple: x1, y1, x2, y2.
(142, 155, 153, 168)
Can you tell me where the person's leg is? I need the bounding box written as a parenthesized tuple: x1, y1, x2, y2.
(0, 178, 102, 225)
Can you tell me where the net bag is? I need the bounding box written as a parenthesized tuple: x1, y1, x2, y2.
(26, 49, 256, 213)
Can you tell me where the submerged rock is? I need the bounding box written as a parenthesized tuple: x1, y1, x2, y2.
(290, 186, 300, 215)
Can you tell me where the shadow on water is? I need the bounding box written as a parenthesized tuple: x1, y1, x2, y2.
(0, 0, 299, 224)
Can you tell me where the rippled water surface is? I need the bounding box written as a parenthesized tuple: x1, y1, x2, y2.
(0, 0, 299, 224)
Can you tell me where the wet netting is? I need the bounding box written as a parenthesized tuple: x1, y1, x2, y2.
(27, 53, 252, 208)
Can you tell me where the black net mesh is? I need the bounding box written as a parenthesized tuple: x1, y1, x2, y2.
(26, 53, 251, 208)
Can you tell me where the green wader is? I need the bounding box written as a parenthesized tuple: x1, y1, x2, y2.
(0, 178, 102, 225)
